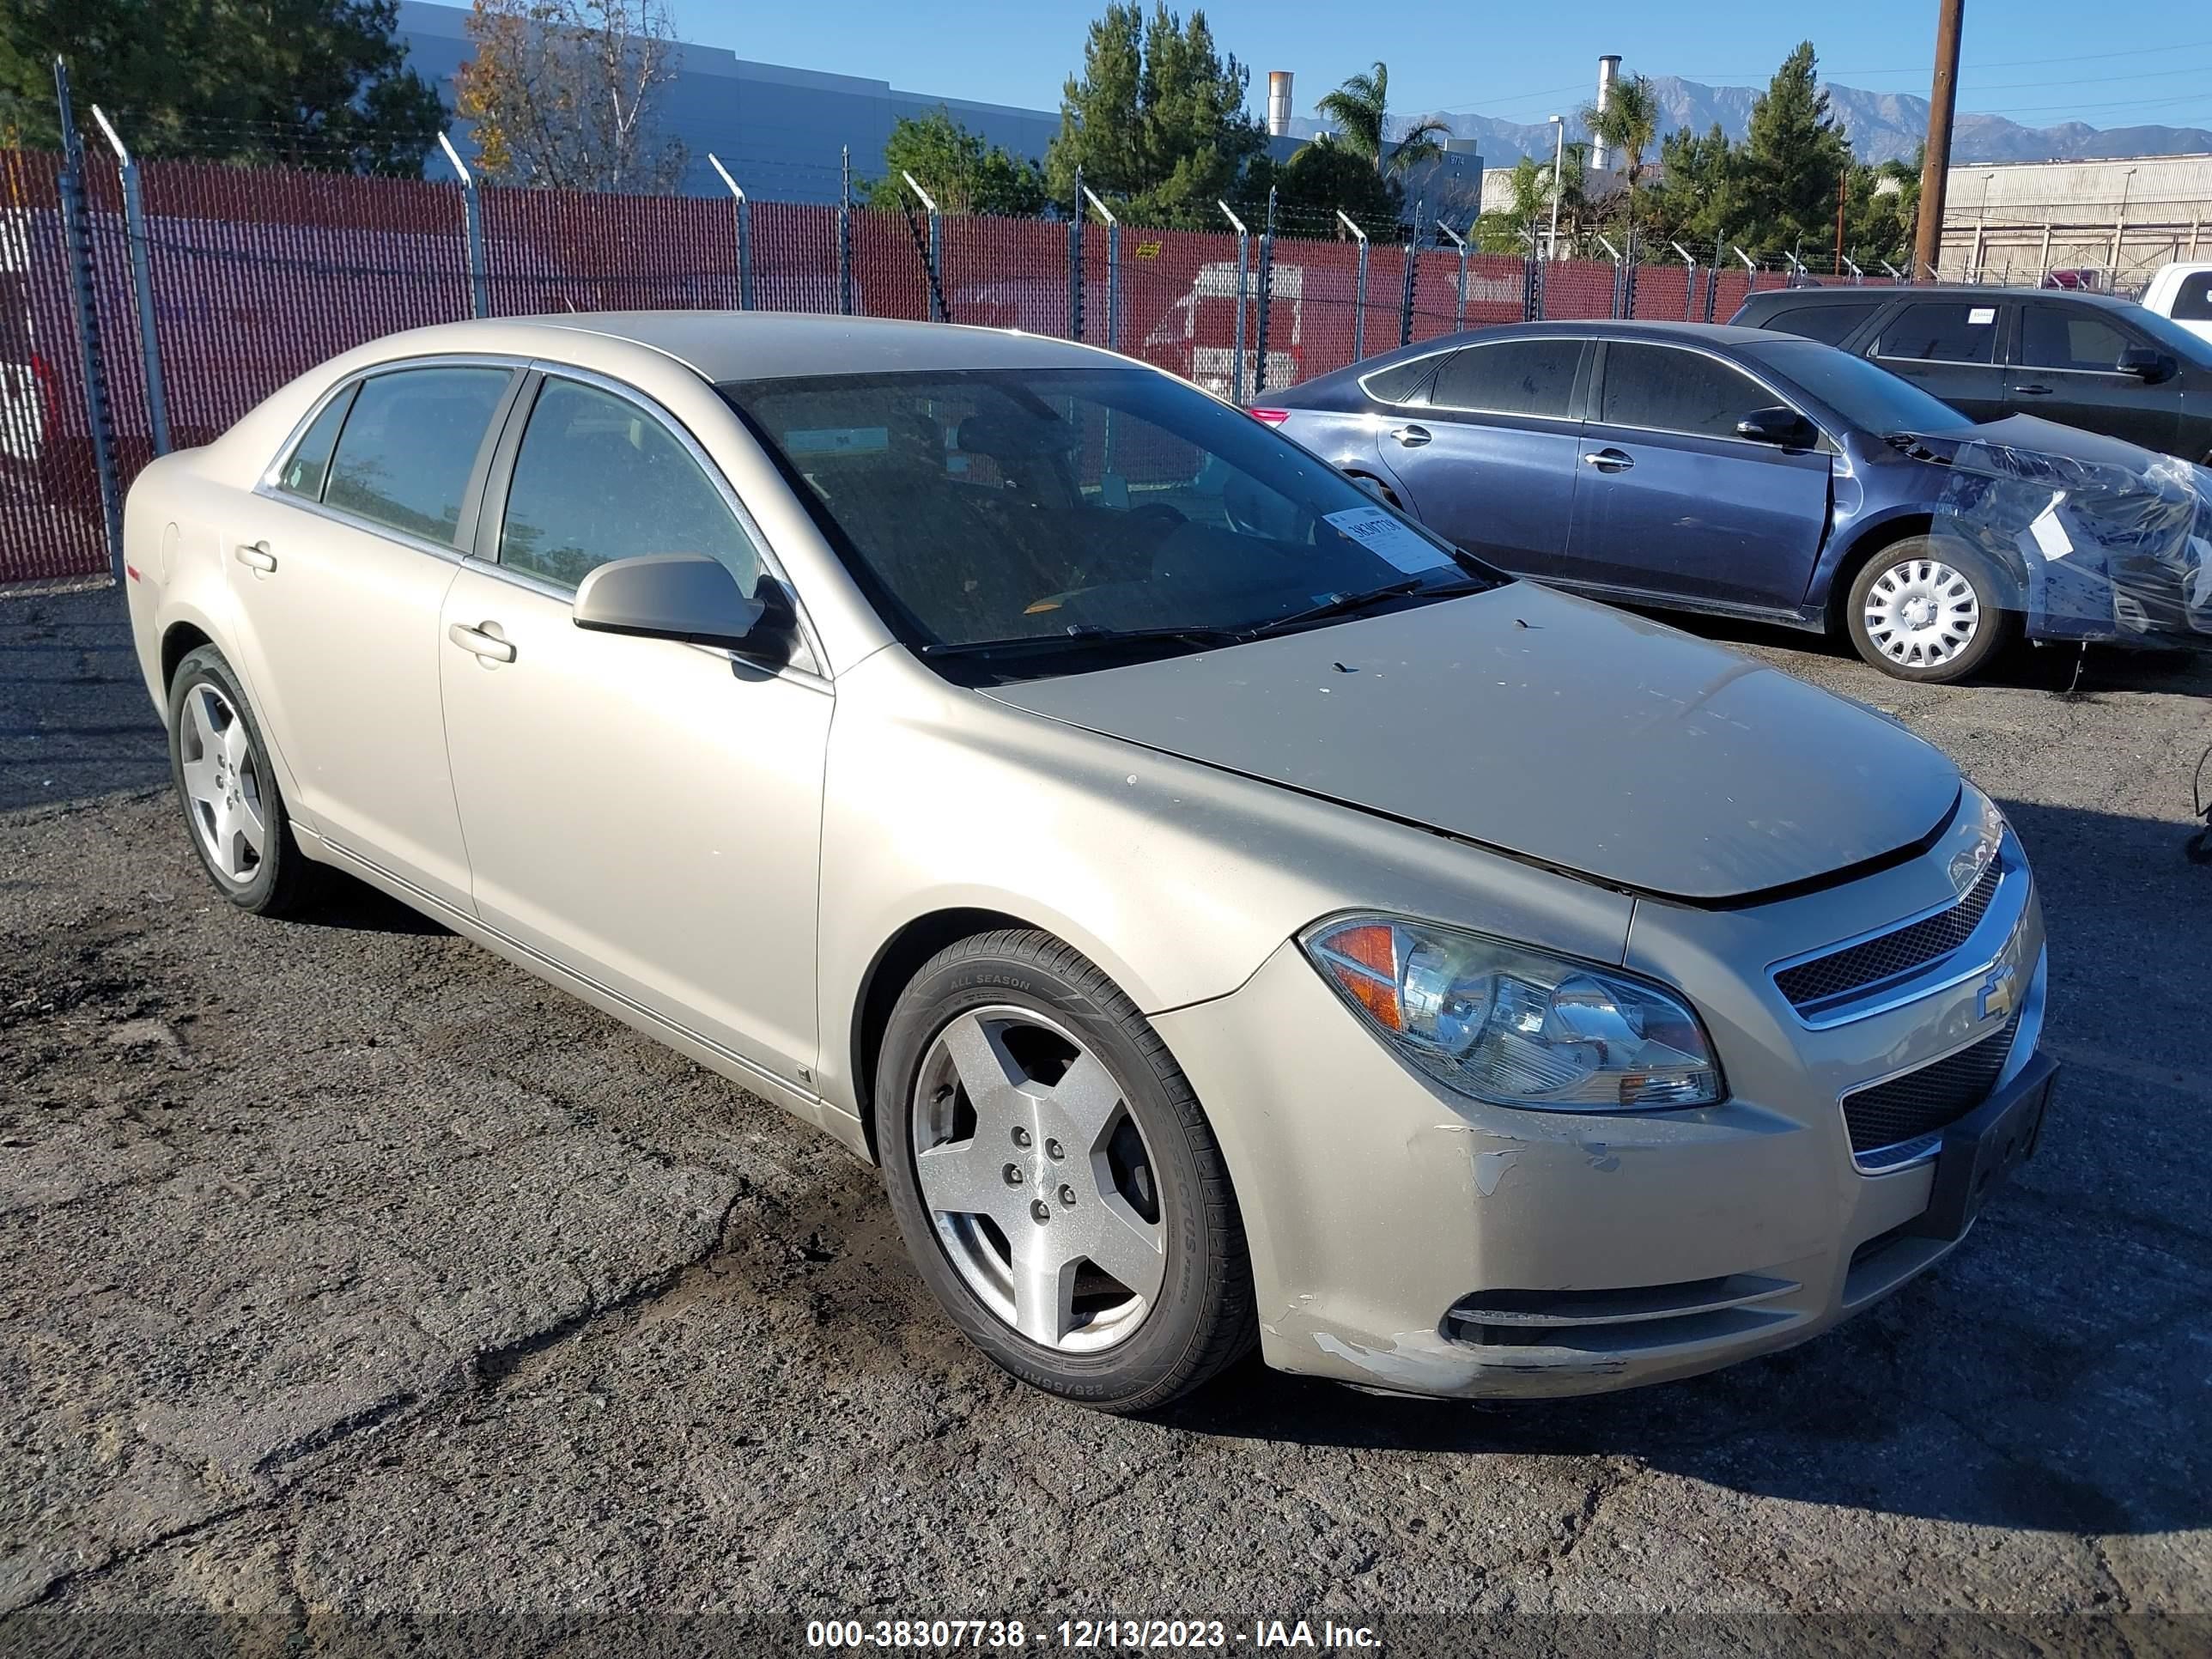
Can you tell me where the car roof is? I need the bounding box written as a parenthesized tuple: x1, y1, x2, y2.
(338, 310, 1122, 384)
(1740, 283, 2141, 312)
(1340, 320, 1775, 373)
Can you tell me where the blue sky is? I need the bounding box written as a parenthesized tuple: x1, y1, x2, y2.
(667, 1, 2212, 132)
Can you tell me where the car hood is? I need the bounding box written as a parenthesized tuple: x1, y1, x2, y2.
(980, 582, 1960, 902)
(1903, 413, 2166, 468)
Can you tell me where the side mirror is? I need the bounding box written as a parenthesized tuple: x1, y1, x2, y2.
(1735, 405, 1818, 448)
(573, 552, 793, 661)
(2116, 345, 2174, 382)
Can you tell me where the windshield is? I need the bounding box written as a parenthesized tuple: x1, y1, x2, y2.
(720, 367, 1498, 676)
(1747, 339, 1969, 434)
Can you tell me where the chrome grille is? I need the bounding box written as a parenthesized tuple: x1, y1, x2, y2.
(1776, 860, 2001, 1012)
(1841, 1012, 2020, 1159)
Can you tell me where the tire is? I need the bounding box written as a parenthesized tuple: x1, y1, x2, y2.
(166, 645, 322, 916)
(876, 929, 1256, 1413)
(1844, 536, 2018, 684)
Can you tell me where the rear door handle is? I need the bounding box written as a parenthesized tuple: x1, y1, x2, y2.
(234, 541, 276, 573)
(448, 621, 516, 664)
(1389, 423, 1432, 447)
(2014, 382, 2054, 396)
(1582, 448, 1634, 471)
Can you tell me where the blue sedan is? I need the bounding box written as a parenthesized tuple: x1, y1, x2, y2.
(1255, 320, 2210, 683)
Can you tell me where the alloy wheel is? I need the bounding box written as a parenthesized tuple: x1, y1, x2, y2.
(909, 1005, 1166, 1353)
(1862, 558, 1982, 670)
(177, 681, 267, 884)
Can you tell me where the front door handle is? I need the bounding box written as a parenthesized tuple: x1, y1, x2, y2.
(234, 541, 276, 573)
(448, 621, 516, 664)
(1389, 423, 1432, 447)
(1582, 448, 1634, 471)
(2014, 382, 2054, 396)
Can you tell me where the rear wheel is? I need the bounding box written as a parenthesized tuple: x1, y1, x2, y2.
(1845, 537, 2016, 684)
(877, 930, 1255, 1412)
(167, 645, 321, 915)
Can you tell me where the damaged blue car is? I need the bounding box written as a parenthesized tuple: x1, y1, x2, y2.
(1256, 320, 2212, 684)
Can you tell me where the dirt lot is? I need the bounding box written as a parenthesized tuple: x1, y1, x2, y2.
(3, 585, 2209, 1654)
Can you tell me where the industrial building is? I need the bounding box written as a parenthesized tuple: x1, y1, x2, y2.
(1936, 154, 2212, 289)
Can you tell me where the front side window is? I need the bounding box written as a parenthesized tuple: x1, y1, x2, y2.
(1428, 338, 1583, 418)
(276, 384, 356, 501)
(323, 366, 512, 545)
(2018, 305, 2135, 373)
(1597, 343, 1779, 440)
(498, 378, 764, 594)
(1876, 301, 2001, 366)
(721, 366, 1493, 675)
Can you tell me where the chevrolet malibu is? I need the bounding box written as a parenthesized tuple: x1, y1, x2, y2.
(122, 313, 2056, 1412)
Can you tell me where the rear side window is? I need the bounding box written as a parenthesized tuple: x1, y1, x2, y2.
(1597, 343, 1778, 440)
(1358, 355, 1441, 405)
(1759, 302, 1869, 347)
(1876, 301, 2000, 365)
(1428, 338, 1582, 418)
(2171, 271, 2212, 321)
(324, 367, 512, 545)
(2018, 304, 2134, 372)
(275, 384, 356, 501)
(498, 376, 764, 594)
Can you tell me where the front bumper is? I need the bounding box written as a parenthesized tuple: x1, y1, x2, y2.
(1151, 827, 2050, 1401)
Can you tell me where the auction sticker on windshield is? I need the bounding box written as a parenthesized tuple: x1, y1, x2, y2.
(1322, 505, 1453, 574)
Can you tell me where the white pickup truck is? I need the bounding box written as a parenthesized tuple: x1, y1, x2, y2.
(2138, 261, 2212, 344)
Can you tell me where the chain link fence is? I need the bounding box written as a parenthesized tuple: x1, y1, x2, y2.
(3, 134, 1855, 590)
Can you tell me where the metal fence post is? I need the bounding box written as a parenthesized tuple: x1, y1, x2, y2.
(1084, 186, 1119, 350)
(1595, 234, 1622, 318)
(52, 58, 123, 580)
(708, 154, 752, 308)
(1219, 200, 1249, 403)
(1670, 240, 1698, 324)
(437, 132, 489, 319)
(838, 146, 853, 316)
(1254, 186, 1274, 395)
(1522, 229, 1541, 321)
(900, 171, 949, 323)
(1622, 227, 1639, 316)
(90, 106, 169, 458)
(1066, 167, 1084, 342)
(1337, 209, 1369, 355)
(1398, 199, 1419, 347)
(1437, 218, 1468, 332)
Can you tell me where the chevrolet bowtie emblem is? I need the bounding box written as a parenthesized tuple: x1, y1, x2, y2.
(1977, 963, 2019, 1023)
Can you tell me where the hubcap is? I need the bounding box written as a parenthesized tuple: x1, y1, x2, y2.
(178, 682, 267, 884)
(910, 1006, 1166, 1353)
(1863, 557, 1982, 668)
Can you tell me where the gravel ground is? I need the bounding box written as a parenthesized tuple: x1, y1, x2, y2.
(3, 586, 2209, 1654)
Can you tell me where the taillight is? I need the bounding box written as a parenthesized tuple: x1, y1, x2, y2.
(1248, 407, 1289, 425)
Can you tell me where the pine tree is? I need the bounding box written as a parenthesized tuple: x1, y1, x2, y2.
(1045, 3, 1265, 228)
(1735, 41, 1852, 258)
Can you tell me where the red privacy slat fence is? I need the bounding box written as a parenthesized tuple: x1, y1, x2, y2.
(3, 146, 1870, 588)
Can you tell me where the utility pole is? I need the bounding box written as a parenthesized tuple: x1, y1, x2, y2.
(1913, 0, 1964, 281)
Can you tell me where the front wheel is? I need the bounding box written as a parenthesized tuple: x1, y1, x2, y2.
(1845, 538, 2017, 684)
(877, 930, 1256, 1412)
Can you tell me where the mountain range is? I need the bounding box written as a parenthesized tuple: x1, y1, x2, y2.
(1297, 74, 2212, 167)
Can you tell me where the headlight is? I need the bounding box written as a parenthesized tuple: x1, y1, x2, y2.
(1948, 784, 2006, 896)
(1300, 914, 1725, 1111)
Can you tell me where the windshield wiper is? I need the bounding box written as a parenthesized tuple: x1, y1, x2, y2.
(1247, 575, 1492, 636)
(920, 623, 1245, 659)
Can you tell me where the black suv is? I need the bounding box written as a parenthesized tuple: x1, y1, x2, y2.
(1730, 283, 2212, 463)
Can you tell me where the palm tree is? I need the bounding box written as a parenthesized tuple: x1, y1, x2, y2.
(1580, 70, 1661, 240)
(1314, 61, 1450, 179)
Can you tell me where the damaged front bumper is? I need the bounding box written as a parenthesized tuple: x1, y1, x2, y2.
(1151, 814, 2051, 1401)
(1928, 434, 2212, 648)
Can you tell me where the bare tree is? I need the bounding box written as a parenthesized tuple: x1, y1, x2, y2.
(457, 0, 688, 191)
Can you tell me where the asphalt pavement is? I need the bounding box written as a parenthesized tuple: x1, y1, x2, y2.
(3, 585, 2209, 1655)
